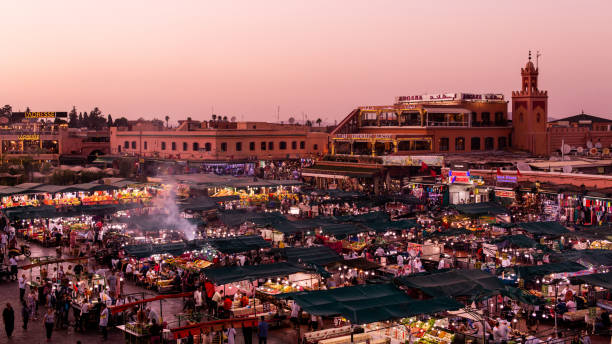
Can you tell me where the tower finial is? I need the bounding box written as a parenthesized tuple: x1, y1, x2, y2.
(528, 50, 532, 61)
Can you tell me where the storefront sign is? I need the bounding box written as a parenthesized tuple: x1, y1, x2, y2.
(495, 190, 516, 198)
(381, 155, 444, 167)
(335, 134, 393, 139)
(397, 93, 504, 103)
(18, 111, 68, 118)
(496, 175, 517, 183)
(18, 135, 40, 140)
(449, 170, 470, 184)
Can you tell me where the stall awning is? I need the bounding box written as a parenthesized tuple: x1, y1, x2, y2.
(320, 223, 369, 240)
(500, 286, 546, 305)
(492, 235, 538, 248)
(395, 269, 505, 298)
(516, 222, 569, 236)
(203, 262, 309, 285)
(363, 219, 419, 232)
(335, 258, 381, 271)
(276, 283, 462, 324)
(514, 262, 586, 279)
(554, 250, 612, 267)
(452, 202, 508, 216)
(571, 271, 612, 289)
(281, 246, 342, 266)
(302, 164, 382, 178)
(218, 210, 286, 227)
(572, 226, 612, 241)
(424, 228, 473, 238)
(207, 235, 271, 254)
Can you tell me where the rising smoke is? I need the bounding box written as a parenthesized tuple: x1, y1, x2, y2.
(151, 184, 197, 240)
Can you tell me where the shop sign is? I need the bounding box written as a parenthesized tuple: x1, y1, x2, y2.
(449, 170, 470, 184)
(495, 190, 516, 198)
(381, 155, 443, 167)
(335, 133, 393, 139)
(496, 175, 517, 183)
(18, 134, 39, 140)
(397, 93, 504, 103)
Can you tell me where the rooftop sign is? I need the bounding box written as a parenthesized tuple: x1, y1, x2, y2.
(396, 93, 504, 103)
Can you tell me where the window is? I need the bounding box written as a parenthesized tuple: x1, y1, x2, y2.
(205, 142, 211, 151)
(268, 142, 274, 150)
(291, 141, 297, 150)
(481, 112, 491, 124)
(484, 137, 494, 150)
(313, 144, 318, 150)
(249, 142, 255, 151)
(221, 142, 227, 152)
(471, 137, 481, 151)
(536, 113, 541, 123)
(498, 137, 507, 150)
(261, 142, 266, 150)
(161, 142, 166, 150)
(131, 141, 136, 149)
(439, 138, 449, 151)
(183, 142, 188, 151)
(471, 112, 477, 125)
(519, 113, 524, 123)
(236, 142, 242, 151)
(171, 142, 177, 151)
(495, 112, 505, 125)
(279, 141, 287, 150)
(300, 141, 305, 149)
(455, 137, 465, 151)
(117, 145, 122, 153)
(124, 141, 129, 149)
(144, 141, 148, 150)
(193, 142, 199, 151)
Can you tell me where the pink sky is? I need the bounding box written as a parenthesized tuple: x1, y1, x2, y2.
(1, 1, 611, 124)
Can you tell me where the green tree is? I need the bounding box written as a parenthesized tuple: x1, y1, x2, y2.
(68, 106, 78, 127)
(305, 120, 313, 127)
(165, 115, 170, 128)
(88, 107, 106, 130)
(316, 118, 322, 126)
(78, 112, 83, 127)
(114, 117, 129, 127)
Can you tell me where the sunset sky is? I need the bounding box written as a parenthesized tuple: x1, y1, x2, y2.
(1, 1, 611, 124)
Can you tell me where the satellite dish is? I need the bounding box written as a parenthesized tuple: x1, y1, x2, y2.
(562, 166, 572, 173)
(561, 144, 571, 155)
(586, 141, 593, 149)
(590, 147, 598, 155)
(577, 147, 584, 154)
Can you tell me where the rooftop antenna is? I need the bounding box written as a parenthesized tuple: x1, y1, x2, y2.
(536, 51, 541, 69)
(277, 105, 280, 123)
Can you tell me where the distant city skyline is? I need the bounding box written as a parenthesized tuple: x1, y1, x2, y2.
(1, 1, 611, 123)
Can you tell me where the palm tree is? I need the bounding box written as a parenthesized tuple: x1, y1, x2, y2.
(165, 115, 170, 128)
(212, 114, 217, 121)
(223, 116, 228, 122)
(316, 118, 322, 126)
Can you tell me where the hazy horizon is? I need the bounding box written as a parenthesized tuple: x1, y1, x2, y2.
(2, 1, 611, 125)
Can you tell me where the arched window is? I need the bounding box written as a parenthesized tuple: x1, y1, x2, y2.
(536, 113, 541, 123)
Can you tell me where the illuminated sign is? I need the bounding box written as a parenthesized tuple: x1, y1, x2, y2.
(496, 175, 518, 183)
(18, 135, 40, 140)
(397, 93, 504, 103)
(12, 111, 68, 119)
(449, 170, 470, 184)
(335, 134, 393, 139)
(495, 190, 516, 198)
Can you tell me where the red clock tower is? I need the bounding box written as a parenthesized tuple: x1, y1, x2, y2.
(511, 52, 549, 155)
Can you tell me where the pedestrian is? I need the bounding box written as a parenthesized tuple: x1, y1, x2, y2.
(226, 325, 237, 344)
(242, 323, 253, 344)
(18, 274, 26, 302)
(2, 303, 14, 338)
(9, 256, 17, 280)
(43, 307, 55, 341)
(149, 318, 162, 344)
(257, 316, 268, 344)
(21, 303, 29, 330)
(99, 303, 109, 341)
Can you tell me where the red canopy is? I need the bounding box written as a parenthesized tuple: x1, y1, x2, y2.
(171, 317, 259, 339)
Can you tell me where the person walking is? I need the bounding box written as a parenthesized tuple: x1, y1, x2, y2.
(99, 303, 109, 341)
(18, 274, 26, 303)
(43, 307, 55, 342)
(2, 303, 14, 338)
(257, 316, 268, 344)
(21, 303, 29, 330)
(9, 256, 17, 281)
(242, 323, 253, 344)
(226, 325, 237, 344)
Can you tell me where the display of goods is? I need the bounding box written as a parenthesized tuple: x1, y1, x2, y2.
(156, 279, 173, 287)
(70, 223, 90, 231)
(344, 241, 367, 251)
(259, 282, 298, 294)
(589, 240, 612, 250)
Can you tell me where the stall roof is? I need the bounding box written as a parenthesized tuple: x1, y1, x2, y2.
(218, 210, 285, 227)
(514, 262, 586, 279)
(207, 235, 271, 254)
(571, 271, 612, 289)
(363, 219, 419, 232)
(554, 250, 612, 267)
(572, 226, 612, 241)
(281, 246, 343, 266)
(452, 202, 508, 216)
(0, 187, 33, 196)
(14, 182, 44, 190)
(395, 269, 505, 298)
(516, 222, 569, 236)
(302, 164, 383, 178)
(338, 258, 381, 271)
(276, 283, 462, 324)
(424, 228, 473, 238)
(33, 184, 84, 194)
(203, 262, 309, 285)
(177, 197, 219, 212)
(499, 286, 545, 305)
(320, 223, 368, 240)
(492, 235, 538, 248)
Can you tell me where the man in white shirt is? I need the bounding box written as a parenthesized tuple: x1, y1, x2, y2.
(18, 274, 26, 302)
(290, 302, 301, 329)
(566, 299, 577, 312)
(397, 254, 404, 267)
(194, 287, 203, 312)
(99, 304, 109, 340)
(79, 302, 89, 331)
(9, 256, 18, 280)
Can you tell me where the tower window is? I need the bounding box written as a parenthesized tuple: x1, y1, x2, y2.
(519, 113, 524, 123)
(536, 113, 541, 123)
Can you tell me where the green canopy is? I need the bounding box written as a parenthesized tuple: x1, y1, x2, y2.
(452, 202, 507, 216)
(492, 235, 538, 248)
(395, 269, 505, 298)
(277, 283, 462, 324)
(219, 210, 285, 227)
(424, 228, 473, 238)
(555, 250, 612, 267)
(570, 271, 612, 289)
(514, 262, 585, 279)
(364, 219, 419, 232)
(320, 223, 368, 240)
(281, 246, 342, 266)
(500, 286, 546, 305)
(204, 262, 309, 285)
(572, 227, 612, 241)
(207, 235, 271, 254)
(516, 222, 569, 236)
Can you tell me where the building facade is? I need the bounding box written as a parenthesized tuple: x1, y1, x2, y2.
(110, 120, 329, 161)
(547, 113, 612, 155)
